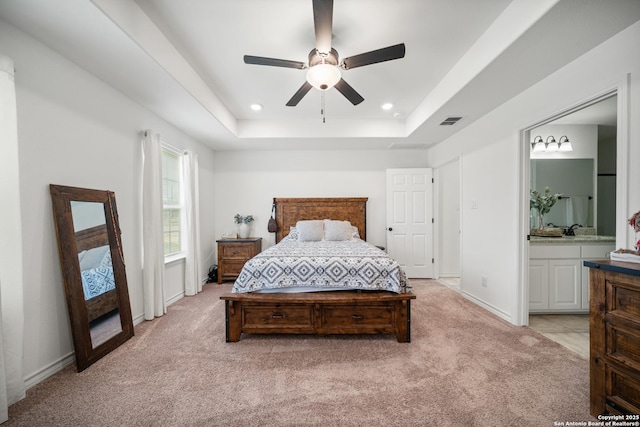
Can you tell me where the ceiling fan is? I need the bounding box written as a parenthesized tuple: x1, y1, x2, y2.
(243, 0, 406, 107)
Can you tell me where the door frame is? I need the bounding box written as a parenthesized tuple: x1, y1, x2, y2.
(516, 79, 629, 326)
(433, 157, 462, 282)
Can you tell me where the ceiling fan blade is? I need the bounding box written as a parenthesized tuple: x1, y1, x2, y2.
(313, 0, 333, 54)
(244, 55, 306, 69)
(334, 79, 364, 105)
(341, 43, 406, 70)
(286, 81, 313, 106)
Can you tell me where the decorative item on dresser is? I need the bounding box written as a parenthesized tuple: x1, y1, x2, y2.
(216, 238, 262, 284)
(220, 197, 415, 343)
(234, 214, 254, 239)
(585, 260, 640, 416)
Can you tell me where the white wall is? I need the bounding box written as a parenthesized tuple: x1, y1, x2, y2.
(212, 150, 428, 252)
(0, 21, 216, 386)
(426, 20, 640, 323)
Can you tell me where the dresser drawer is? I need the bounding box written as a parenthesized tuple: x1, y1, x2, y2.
(221, 244, 253, 258)
(606, 323, 640, 372)
(220, 260, 247, 277)
(605, 366, 640, 414)
(242, 304, 314, 329)
(321, 304, 394, 328)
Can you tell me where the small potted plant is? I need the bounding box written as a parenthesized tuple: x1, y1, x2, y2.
(530, 187, 561, 234)
(234, 214, 254, 238)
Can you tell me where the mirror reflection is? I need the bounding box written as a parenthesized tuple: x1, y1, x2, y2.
(71, 201, 122, 348)
(530, 159, 595, 229)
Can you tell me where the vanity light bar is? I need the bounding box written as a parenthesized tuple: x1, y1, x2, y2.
(531, 135, 572, 152)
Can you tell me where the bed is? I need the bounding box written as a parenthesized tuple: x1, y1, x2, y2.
(220, 197, 416, 342)
(75, 224, 119, 322)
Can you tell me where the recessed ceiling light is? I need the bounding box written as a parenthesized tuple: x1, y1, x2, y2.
(381, 103, 393, 110)
(250, 103, 263, 111)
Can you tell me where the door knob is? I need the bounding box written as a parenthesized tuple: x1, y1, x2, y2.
(388, 227, 393, 231)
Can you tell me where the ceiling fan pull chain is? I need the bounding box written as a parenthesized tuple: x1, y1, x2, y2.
(321, 91, 326, 123)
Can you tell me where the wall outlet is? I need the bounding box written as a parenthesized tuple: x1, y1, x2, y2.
(481, 276, 488, 287)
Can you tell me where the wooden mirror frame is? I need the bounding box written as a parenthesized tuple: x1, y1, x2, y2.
(50, 184, 134, 371)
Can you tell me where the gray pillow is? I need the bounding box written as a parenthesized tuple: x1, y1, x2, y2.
(324, 220, 354, 241)
(296, 220, 324, 241)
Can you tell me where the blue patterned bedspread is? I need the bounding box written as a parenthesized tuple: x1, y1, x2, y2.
(78, 245, 116, 300)
(232, 237, 409, 293)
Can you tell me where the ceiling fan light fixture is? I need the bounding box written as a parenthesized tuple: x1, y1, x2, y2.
(306, 63, 341, 90)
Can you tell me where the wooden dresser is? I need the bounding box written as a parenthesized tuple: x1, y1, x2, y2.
(216, 238, 262, 284)
(584, 260, 640, 416)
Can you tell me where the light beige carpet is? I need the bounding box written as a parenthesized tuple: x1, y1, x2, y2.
(7, 280, 595, 426)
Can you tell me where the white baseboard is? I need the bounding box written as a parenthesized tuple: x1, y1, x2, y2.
(24, 352, 75, 391)
(166, 291, 184, 306)
(25, 291, 187, 391)
(460, 291, 513, 324)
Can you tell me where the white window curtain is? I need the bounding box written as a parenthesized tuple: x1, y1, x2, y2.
(183, 151, 202, 296)
(0, 55, 26, 423)
(142, 130, 167, 320)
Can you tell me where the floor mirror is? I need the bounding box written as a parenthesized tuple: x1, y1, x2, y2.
(50, 184, 134, 371)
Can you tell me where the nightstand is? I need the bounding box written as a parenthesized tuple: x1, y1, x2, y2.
(216, 238, 262, 284)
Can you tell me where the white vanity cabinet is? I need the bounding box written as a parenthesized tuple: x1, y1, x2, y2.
(529, 241, 614, 312)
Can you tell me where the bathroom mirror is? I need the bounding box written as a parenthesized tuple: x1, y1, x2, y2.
(530, 159, 595, 228)
(50, 184, 133, 372)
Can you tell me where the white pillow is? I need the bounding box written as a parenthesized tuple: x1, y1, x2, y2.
(296, 220, 324, 241)
(324, 219, 354, 241)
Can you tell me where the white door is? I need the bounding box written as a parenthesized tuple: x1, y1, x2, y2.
(386, 168, 434, 278)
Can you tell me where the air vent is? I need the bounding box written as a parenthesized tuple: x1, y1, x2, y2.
(440, 117, 462, 126)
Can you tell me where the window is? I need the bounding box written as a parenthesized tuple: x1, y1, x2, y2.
(161, 146, 184, 258)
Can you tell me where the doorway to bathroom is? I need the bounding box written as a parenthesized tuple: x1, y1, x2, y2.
(520, 87, 627, 356)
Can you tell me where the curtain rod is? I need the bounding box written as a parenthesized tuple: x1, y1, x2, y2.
(140, 130, 188, 155)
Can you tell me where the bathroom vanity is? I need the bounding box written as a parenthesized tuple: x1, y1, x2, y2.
(529, 235, 615, 312)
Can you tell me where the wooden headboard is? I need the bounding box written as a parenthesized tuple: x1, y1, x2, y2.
(75, 224, 110, 252)
(274, 197, 368, 243)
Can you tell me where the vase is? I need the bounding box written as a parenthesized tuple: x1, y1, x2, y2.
(537, 212, 545, 230)
(238, 223, 250, 239)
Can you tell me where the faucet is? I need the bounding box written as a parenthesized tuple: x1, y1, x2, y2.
(566, 224, 582, 236)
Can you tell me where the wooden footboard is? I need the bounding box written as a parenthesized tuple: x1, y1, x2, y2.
(86, 289, 118, 323)
(220, 291, 416, 343)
